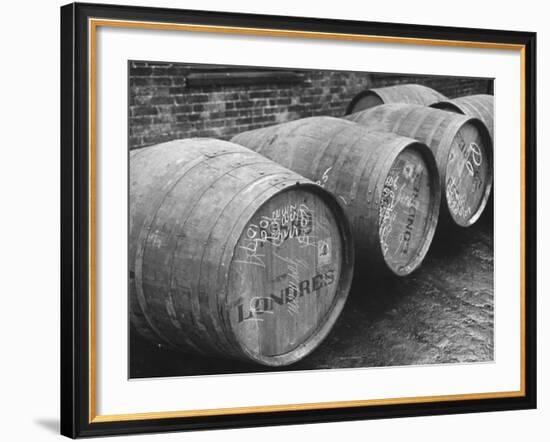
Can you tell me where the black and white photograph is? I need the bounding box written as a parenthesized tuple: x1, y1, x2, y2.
(58, 1, 538, 438)
(128, 62, 495, 379)
(0, 0, 542, 439)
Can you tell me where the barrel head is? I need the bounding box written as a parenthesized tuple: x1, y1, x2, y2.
(445, 121, 492, 226)
(227, 187, 348, 366)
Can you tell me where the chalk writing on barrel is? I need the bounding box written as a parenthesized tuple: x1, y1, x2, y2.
(315, 166, 333, 188)
(446, 176, 472, 219)
(400, 168, 422, 255)
(235, 203, 315, 267)
(455, 135, 483, 177)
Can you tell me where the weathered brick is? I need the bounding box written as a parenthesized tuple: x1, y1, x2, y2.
(169, 87, 186, 95)
(223, 110, 238, 118)
(276, 98, 291, 105)
(131, 106, 158, 117)
(130, 77, 151, 87)
(173, 105, 193, 114)
(189, 94, 209, 103)
(235, 101, 253, 109)
(209, 119, 226, 128)
(172, 77, 186, 86)
(236, 117, 252, 125)
(132, 67, 153, 76)
(130, 116, 153, 126)
(209, 111, 227, 120)
(175, 115, 191, 123)
(150, 95, 174, 105)
(249, 91, 270, 99)
(152, 114, 176, 124)
(252, 116, 274, 124)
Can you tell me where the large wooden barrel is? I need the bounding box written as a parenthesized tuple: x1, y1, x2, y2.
(232, 117, 440, 276)
(346, 84, 447, 115)
(346, 104, 493, 227)
(130, 139, 354, 366)
(431, 94, 494, 141)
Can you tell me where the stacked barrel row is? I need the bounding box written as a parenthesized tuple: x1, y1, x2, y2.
(231, 118, 441, 276)
(130, 83, 494, 366)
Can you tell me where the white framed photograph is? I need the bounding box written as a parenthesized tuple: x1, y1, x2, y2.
(60, 2, 536, 438)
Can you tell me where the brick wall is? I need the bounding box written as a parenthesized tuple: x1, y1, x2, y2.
(129, 61, 491, 150)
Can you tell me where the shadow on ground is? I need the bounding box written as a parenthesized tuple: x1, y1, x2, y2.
(130, 209, 494, 378)
(34, 419, 59, 434)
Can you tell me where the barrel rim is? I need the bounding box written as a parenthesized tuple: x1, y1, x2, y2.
(225, 181, 355, 367)
(430, 95, 494, 116)
(345, 89, 383, 115)
(377, 140, 441, 276)
(430, 100, 464, 114)
(445, 117, 494, 227)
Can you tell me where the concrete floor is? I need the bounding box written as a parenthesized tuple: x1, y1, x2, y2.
(130, 211, 494, 378)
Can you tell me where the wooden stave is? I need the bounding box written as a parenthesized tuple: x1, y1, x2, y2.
(431, 94, 494, 141)
(346, 104, 493, 227)
(131, 141, 257, 356)
(231, 116, 441, 276)
(345, 84, 447, 115)
(129, 145, 210, 353)
(130, 139, 355, 366)
(131, 140, 256, 358)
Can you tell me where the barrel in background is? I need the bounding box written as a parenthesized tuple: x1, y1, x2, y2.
(232, 117, 441, 276)
(345, 84, 447, 115)
(346, 104, 493, 227)
(431, 94, 494, 141)
(130, 139, 354, 366)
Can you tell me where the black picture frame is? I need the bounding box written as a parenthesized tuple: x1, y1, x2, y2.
(60, 2, 537, 438)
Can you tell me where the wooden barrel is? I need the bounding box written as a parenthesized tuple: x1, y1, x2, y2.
(346, 104, 493, 227)
(346, 84, 447, 115)
(130, 139, 354, 366)
(232, 117, 440, 276)
(431, 94, 494, 141)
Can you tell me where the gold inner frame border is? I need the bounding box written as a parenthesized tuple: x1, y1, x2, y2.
(87, 17, 527, 424)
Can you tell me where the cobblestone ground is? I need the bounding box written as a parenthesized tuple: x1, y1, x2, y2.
(130, 213, 494, 378)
